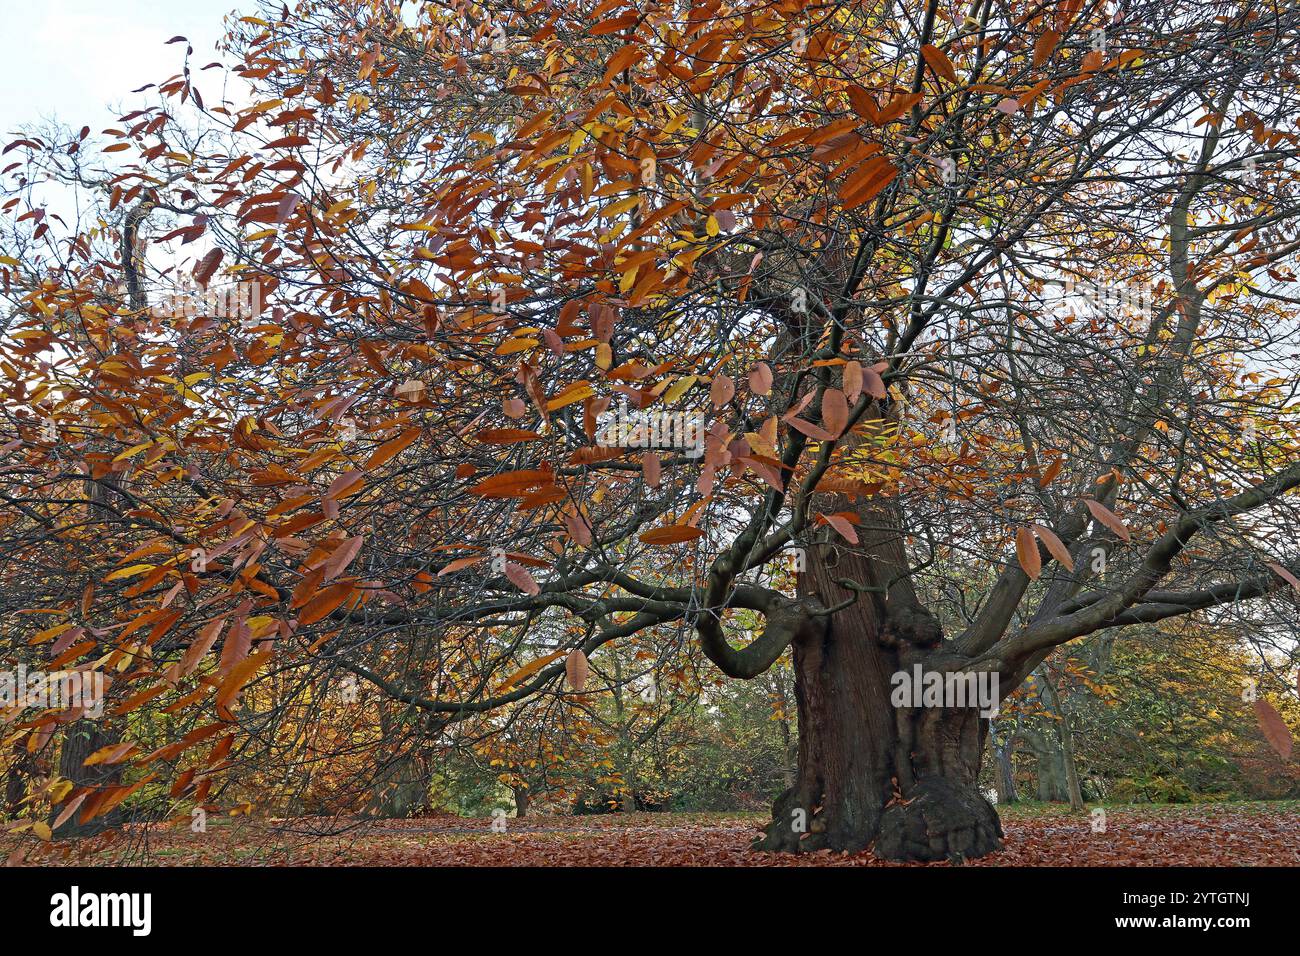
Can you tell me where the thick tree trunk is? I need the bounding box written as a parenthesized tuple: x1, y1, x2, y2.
(754, 523, 1003, 862)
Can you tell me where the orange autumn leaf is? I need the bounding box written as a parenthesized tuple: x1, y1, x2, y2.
(1033, 30, 1061, 67)
(1015, 526, 1042, 579)
(298, 581, 356, 625)
(565, 649, 589, 692)
(639, 526, 705, 545)
(1031, 523, 1074, 571)
(1083, 499, 1131, 542)
(921, 43, 957, 82)
(364, 427, 421, 470)
(1253, 699, 1294, 760)
(215, 650, 273, 712)
(469, 469, 553, 497)
(496, 650, 566, 692)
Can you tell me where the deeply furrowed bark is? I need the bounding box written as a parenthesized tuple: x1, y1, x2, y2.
(753, 526, 1002, 862)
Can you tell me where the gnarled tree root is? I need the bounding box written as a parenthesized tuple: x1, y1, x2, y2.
(875, 777, 1003, 863)
(755, 777, 1003, 862)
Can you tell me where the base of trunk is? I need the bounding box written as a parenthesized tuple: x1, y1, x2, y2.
(751, 777, 879, 855)
(876, 776, 1002, 862)
(753, 774, 1002, 862)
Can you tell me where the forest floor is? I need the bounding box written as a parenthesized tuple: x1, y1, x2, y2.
(8, 800, 1299, 866)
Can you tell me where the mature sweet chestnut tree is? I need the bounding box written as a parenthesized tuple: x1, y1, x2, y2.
(2, 0, 1298, 859)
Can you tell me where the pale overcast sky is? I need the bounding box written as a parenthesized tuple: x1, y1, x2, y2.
(0, 0, 249, 137)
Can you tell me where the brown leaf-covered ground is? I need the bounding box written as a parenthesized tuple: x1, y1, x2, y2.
(9, 801, 1299, 866)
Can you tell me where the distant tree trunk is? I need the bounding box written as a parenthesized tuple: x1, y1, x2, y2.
(990, 727, 1018, 804)
(56, 721, 124, 836)
(1019, 727, 1070, 802)
(1040, 677, 1085, 810)
(512, 785, 530, 818)
(754, 512, 1002, 861)
(6, 742, 37, 816)
(1057, 713, 1085, 810)
(610, 657, 638, 813)
(369, 761, 424, 817)
(51, 208, 144, 839)
(619, 747, 638, 813)
(770, 671, 797, 788)
(368, 711, 425, 818)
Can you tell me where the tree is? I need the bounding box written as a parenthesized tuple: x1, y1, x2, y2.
(1, 0, 1298, 861)
(1058, 621, 1300, 802)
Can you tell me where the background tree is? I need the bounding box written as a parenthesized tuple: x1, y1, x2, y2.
(1, 0, 1298, 862)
